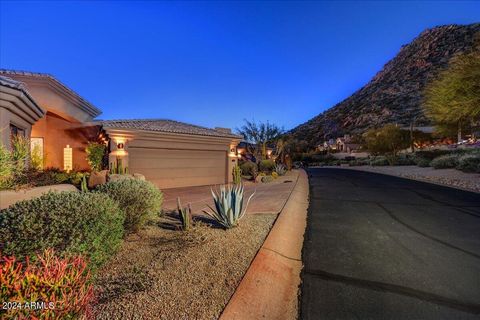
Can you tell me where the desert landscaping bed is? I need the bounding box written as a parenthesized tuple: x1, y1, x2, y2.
(91, 213, 276, 319)
(343, 165, 480, 193)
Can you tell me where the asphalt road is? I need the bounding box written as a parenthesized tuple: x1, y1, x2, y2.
(301, 168, 480, 320)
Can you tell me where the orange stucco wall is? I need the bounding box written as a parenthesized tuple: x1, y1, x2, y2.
(31, 112, 92, 170)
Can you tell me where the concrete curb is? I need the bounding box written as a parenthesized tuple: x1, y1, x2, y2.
(220, 170, 309, 320)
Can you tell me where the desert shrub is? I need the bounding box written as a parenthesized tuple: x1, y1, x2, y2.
(261, 175, 274, 183)
(456, 154, 480, 173)
(0, 145, 13, 190)
(414, 149, 453, 161)
(430, 154, 460, 169)
(274, 163, 286, 176)
(203, 184, 254, 229)
(394, 155, 416, 166)
(239, 161, 257, 176)
(96, 179, 163, 232)
(10, 135, 30, 174)
(0, 249, 94, 320)
(271, 172, 279, 179)
(259, 159, 275, 172)
(0, 191, 124, 270)
(370, 156, 389, 166)
(86, 142, 106, 171)
(414, 157, 431, 167)
(349, 158, 369, 166)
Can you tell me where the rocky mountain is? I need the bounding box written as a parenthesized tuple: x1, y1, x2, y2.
(290, 23, 480, 146)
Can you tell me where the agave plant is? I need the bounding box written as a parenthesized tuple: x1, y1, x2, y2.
(177, 197, 193, 231)
(274, 163, 286, 176)
(203, 184, 255, 229)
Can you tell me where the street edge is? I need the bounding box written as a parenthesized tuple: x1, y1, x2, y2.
(220, 169, 310, 320)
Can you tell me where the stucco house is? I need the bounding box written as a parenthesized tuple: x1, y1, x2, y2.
(0, 70, 241, 189)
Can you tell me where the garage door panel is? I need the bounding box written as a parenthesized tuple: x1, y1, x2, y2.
(132, 167, 225, 179)
(149, 176, 226, 189)
(129, 150, 223, 160)
(129, 157, 224, 169)
(129, 148, 227, 189)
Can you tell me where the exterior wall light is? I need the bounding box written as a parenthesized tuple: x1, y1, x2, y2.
(117, 142, 124, 150)
(63, 145, 73, 172)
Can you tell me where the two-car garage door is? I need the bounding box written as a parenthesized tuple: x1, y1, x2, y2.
(129, 147, 227, 189)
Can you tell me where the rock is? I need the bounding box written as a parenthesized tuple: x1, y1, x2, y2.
(88, 170, 108, 188)
(108, 174, 133, 182)
(255, 175, 263, 183)
(133, 173, 146, 181)
(261, 176, 274, 183)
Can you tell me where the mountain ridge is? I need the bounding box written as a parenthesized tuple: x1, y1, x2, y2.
(290, 23, 480, 146)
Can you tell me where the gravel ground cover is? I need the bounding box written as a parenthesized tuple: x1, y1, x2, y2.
(344, 165, 480, 193)
(91, 213, 276, 319)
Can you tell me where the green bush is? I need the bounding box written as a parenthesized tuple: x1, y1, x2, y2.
(96, 179, 163, 232)
(349, 158, 369, 166)
(259, 159, 275, 172)
(239, 161, 257, 176)
(10, 135, 30, 174)
(431, 154, 460, 169)
(456, 154, 480, 173)
(0, 145, 14, 190)
(414, 150, 452, 161)
(414, 157, 431, 167)
(85, 142, 106, 171)
(370, 157, 389, 166)
(0, 191, 124, 270)
(394, 155, 416, 166)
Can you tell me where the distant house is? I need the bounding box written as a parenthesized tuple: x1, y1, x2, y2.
(317, 139, 337, 152)
(0, 69, 242, 189)
(335, 135, 361, 153)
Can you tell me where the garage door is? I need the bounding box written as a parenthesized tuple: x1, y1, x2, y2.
(128, 148, 227, 189)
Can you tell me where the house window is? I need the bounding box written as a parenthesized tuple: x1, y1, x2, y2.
(10, 123, 25, 138)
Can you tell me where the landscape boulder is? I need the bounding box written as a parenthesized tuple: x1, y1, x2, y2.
(88, 170, 108, 188)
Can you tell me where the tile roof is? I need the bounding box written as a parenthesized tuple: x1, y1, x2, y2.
(0, 75, 44, 113)
(0, 75, 26, 90)
(100, 119, 242, 139)
(0, 69, 101, 117)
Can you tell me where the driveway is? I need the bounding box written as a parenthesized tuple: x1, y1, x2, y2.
(162, 171, 299, 215)
(301, 168, 480, 319)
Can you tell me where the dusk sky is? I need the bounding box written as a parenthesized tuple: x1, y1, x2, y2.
(1, 1, 479, 131)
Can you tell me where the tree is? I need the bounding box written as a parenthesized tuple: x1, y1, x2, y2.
(363, 124, 410, 164)
(423, 46, 480, 141)
(236, 120, 283, 161)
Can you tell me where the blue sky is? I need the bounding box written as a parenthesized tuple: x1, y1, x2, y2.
(1, 1, 479, 131)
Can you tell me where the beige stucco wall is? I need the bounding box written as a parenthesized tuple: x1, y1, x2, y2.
(31, 113, 96, 170)
(0, 74, 97, 123)
(105, 128, 240, 189)
(24, 84, 93, 122)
